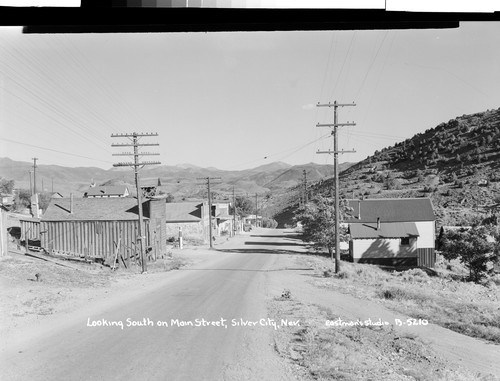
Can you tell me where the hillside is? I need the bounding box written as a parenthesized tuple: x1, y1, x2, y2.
(274, 107, 500, 227)
(0, 158, 336, 202)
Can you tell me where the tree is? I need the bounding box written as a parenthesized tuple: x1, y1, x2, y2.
(38, 192, 53, 212)
(14, 189, 31, 210)
(441, 226, 498, 283)
(261, 217, 278, 229)
(0, 178, 15, 194)
(234, 196, 253, 217)
(295, 195, 350, 259)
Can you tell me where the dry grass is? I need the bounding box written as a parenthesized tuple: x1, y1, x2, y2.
(303, 257, 500, 344)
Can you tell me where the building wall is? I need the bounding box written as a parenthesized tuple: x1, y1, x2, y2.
(148, 198, 167, 255)
(165, 222, 207, 243)
(41, 220, 150, 261)
(414, 221, 435, 248)
(351, 237, 417, 260)
(0, 209, 7, 257)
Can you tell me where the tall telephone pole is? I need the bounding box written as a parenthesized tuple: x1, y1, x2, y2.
(316, 101, 356, 273)
(233, 186, 236, 236)
(255, 193, 258, 228)
(303, 169, 308, 205)
(28, 170, 33, 196)
(111, 132, 160, 273)
(197, 177, 221, 249)
(32, 158, 38, 195)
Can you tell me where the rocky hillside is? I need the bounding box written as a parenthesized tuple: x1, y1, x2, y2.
(274, 107, 500, 227)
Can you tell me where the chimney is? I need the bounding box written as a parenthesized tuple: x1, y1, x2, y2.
(358, 200, 361, 219)
(377, 217, 380, 230)
(70, 193, 73, 214)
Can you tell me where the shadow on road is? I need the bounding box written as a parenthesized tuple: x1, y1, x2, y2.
(249, 234, 303, 240)
(180, 267, 314, 273)
(215, 248, 309, 255)
(244, 241, 305, 247)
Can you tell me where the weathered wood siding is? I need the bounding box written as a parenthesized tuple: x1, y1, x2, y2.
(417, 248, 436, 268)
(41, 220, 150, 260)
(20, 218, 41, 240)
(0, 209, 7, 257)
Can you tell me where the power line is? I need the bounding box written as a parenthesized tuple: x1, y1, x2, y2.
(0, 137, 114, 164)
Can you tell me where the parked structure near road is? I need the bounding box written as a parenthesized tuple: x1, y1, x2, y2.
(346, 198, 436, 267)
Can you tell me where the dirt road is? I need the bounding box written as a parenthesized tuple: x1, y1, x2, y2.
(1, 230, 305, 381)
(2, 229, 499, 380)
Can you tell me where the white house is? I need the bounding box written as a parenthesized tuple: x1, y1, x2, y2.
(345, 198, 436, 267)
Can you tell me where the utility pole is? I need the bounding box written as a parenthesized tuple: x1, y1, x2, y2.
(111, 132, 160, 273)
(28, 170, 32, 196)
(255, 193, 258, 228)
(316, 101, 356, 273)
(233, 186, 236, 236)
(32, 158, 38, 195)
(197, 177, 221, 249)
(303, 169, 308, 205)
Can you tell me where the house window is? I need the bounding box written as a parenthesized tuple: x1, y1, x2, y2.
(401, 237, 410, 245)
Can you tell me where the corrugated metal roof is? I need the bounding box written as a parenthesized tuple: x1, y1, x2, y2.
(346, 198, 435, 223)
(85, 186, 129, 197)
(349, 222, 420, 239)
(42, 197, 146, 221)
(165, 202, 203, 222)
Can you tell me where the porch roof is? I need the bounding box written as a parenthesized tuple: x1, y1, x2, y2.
(349, 222, 420, 239)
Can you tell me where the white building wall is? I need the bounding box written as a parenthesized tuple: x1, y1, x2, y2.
(414, 221, 435, 248)
(352, 237, 417, 260)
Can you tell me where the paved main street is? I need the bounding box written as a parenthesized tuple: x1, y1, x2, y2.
(1, 229, 311, 381)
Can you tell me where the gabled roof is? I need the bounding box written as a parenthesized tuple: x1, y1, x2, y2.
(85, 186, 129, 197)
(42, 197, 147, 221)
(165, 202, 203, 222)
(349, 222, 420, 239)
(346, 198, 435, 223)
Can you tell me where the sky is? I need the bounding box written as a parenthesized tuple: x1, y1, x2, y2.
(0, 21, 499, 171)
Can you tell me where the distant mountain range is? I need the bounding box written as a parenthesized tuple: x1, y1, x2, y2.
(0, 157, 350, 201)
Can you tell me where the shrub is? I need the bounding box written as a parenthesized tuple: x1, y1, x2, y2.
(440, 226, 498, 283)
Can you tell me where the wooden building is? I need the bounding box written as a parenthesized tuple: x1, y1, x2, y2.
(165, 201, 210, 243)
(346, 198, 436, 267)
(41, 196, 166, 262)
